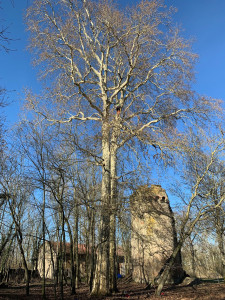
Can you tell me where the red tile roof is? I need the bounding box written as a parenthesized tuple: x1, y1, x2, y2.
(49, 242, 124, 257)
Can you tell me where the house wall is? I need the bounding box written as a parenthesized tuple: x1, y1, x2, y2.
(38, 244, 94, 280)
(38, 242, 56, 279)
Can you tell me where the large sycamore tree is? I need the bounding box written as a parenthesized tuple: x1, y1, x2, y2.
(26, 0, 215, 295)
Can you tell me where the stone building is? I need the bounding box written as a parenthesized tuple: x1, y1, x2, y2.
(37, 242, 87, 279)
(131, 185, 184, 284)
(38, 242, 125, 280)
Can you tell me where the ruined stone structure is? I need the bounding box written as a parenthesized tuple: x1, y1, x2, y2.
(131, 185, 184, 284)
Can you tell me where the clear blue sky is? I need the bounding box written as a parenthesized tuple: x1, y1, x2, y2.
(1, 0, 225, 127)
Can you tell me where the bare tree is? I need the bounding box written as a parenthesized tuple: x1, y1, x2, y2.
(155, 130, 225, 295)
(196, 159, 225, 279)
(16, 119, 55, 299)
(26, 0, 218, 295)
(0, 145, 34, 295)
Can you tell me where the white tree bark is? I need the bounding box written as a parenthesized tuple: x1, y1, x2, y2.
(91, 119, 111, 295)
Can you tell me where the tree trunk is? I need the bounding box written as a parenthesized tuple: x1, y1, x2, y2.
(86, 229, 90, 285)
(55, 225, 60, 286)
(61, 207, 65, 300)
(64, 216, 75, 295)
(58, 204, 65, 300)
(46, 239, 57, 299)
(155, 242, 183, 296)
(109, 136, 118, 293)
(91, 119, 111, 296)
(73, 192, 79, 289)
(59, 240, 63, 300)
(15, 230, 30, 295)
(42, 186, 46, 299)
(89, 209, 96, 292)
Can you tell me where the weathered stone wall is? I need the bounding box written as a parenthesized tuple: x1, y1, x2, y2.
(131, 185, 184, 284)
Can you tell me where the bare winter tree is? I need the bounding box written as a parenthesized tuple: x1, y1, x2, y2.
(155, 130, 225, 295)
(0, 144, 34, 296)
(16, 119, 55, 299)
(192, 151, 225, 280)
(26, 0, 219, 295)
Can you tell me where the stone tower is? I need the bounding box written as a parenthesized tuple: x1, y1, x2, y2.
(130, 185, 184, 284)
